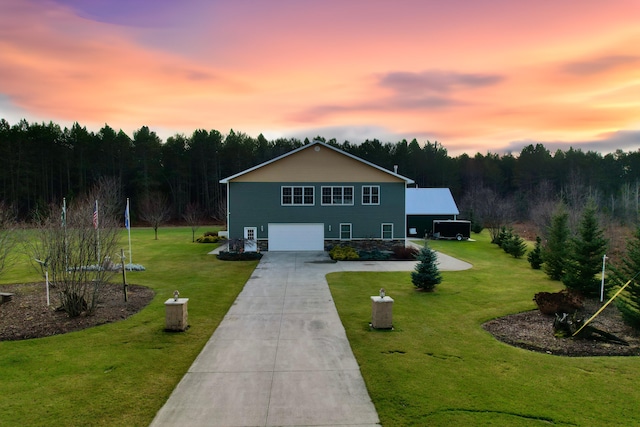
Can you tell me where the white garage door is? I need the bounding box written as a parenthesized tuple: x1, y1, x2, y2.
(268, 223, 324, 251)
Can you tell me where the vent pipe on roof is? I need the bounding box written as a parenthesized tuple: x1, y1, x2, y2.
(393, 165, 398, 174)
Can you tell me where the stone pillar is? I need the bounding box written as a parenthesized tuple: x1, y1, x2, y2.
(165, 298, 189, 331)
(371, 296, 394, 329)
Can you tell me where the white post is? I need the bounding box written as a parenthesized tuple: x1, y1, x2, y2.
(126, 198, 132, 267)
(600, 254, 608, 303)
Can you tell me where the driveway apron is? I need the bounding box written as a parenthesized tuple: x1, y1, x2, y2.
(150, 251, 381, 427)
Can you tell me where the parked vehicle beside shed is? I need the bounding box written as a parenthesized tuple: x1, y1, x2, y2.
(432, 220, 471, 241)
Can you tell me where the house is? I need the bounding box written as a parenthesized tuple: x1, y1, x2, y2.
(405, 188, 460, 238)
(220, 141, 414, 251)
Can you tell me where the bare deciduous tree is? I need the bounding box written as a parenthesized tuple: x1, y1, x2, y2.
(0, 201, 18, 279)
(25, 188, 121, 317)
(528, 180, 559, 238)
(461, 185, 515, 243)
(139, 192, 172, 240)
(211, 196, 227, 224)
(183, 203, 204, 242)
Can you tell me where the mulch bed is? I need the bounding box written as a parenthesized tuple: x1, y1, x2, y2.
(0, 282, 154, 341)
(483, 298, 640, 356)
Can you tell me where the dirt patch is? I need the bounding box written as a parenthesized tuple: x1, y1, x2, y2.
(483, 299, 640, 356)
(0, 282, 154, 341)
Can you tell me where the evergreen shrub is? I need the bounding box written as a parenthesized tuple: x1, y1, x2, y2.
(411, 243, 442, 291)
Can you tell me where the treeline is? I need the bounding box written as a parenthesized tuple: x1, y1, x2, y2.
(2, 118, 640, 226)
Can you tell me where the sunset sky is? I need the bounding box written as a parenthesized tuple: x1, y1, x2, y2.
(2, 0, 640, 155)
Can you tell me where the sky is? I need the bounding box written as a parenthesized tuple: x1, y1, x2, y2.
(1, 0, 640, 156)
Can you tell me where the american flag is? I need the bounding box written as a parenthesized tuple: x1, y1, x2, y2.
(93, 200, 98, 229)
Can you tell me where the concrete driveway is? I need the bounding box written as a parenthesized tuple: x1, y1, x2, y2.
(150, 250, 471, 427)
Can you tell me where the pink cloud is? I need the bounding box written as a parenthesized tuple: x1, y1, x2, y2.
(1, 0, 640, 155)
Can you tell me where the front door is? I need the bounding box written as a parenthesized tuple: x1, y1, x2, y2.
(244, 227, 257, 252)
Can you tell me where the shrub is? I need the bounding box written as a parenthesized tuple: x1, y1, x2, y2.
(610, 226, 640, 328)
(411, 243, 442, 291)
(527, 236, 544, 269)
(503, 232, 527, 258)
(329, 245, 359, 261)
(204, 231, 218, 237)
(471, 221, 484, 234)
(393, 246, 419, 260)
(358, 249, 390, 261)
(196, 235, 222, 243)
(494, 226, 512, 247)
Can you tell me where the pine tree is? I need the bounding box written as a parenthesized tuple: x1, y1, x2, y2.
(609, 227, 640, 327)
(504, 232, 527, 258)
(527, 236, 543, 269)
(411, 243, 442, 291)
(542, 207, 570, 280)
(562, 204, 607, 296)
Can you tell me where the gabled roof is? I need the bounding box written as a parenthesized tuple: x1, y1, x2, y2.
(406, 188, 459, 215)
(219, 140, 414, 184)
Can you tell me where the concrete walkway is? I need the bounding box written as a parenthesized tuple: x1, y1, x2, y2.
(150, 250, 471, 427)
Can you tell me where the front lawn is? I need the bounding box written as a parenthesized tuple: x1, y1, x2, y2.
(328, 232, 640, 426)
(0, 227, 258, 427)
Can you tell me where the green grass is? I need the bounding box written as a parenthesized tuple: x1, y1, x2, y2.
(0, 227, 258, 427)
(328, 232, 640, 426)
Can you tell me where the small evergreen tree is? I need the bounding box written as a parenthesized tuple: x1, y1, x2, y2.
(562, 203, 607, 296)
(494, 226, 510, 247)
(411, 243, 442, 291)
(610, 226, 640, 328)
(503, 232, 527, 258)
(542, 207, 570, 280)
(527, 236, 543, 269)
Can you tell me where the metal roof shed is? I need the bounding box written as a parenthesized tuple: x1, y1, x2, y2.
(405, 188, 459, 237)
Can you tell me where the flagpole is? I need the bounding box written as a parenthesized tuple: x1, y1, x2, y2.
(126, 198, 132, 267)
(62, 197, 68, 269)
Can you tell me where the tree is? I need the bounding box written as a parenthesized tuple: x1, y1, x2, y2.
(610, 226, 640, 327)
(411, 243, 442, 291)
(542, 206, 570, 280)
(139, 192, 171, 240)
(0, 201, 18, 278)
(527, 236, 543, 269)
(183, 203, 204, 242)
(460, 185, 514, 244)
(26, 190, 120, 317)
(503, 232, 527, 259)
(562, 203, 608, 296)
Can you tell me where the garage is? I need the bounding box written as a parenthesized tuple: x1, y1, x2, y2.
(268, 223, 324, 251)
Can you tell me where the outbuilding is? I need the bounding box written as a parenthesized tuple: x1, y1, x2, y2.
(405, 188, 460, 238)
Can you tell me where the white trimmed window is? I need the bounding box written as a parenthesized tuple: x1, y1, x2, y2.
(362, 185, 380, 205)
(382, 223, 393, 240)
(321, 186, 354, 205)
(281, 186, 314, 206)
(340, 223, 352, 240)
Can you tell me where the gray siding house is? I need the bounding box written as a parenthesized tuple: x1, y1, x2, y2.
(220, 141, 414, 251)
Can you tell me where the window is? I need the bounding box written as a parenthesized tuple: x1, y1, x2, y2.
(340, 223, 352, 240)
(362, 186, 380, 205)
(282, 186, 314, 205)
(321, 186, 354, 205)
(382, 223, 393, 240)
